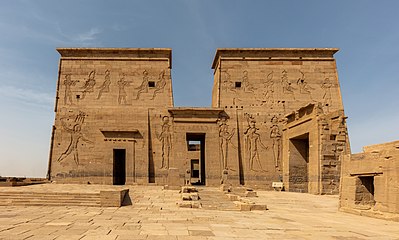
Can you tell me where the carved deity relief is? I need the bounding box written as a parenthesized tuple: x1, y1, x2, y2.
(222, 70, 236, 93)
(321, 77, 333, 112)
(57, 111, 93, 166)
(262, 71, 275, 106)
(117, 73, 132, 105)
(244, 114, 267, 172)
(270, 116, 282, 170)
(281, 70, 295, 99)
(297, 71, 314, 99)
(63, 74, 78, 105)
(151, 70, 167, 99)
(135, 70, 149, 100)
(157, 116, 171, 169)
(97, 70, 111, 99)
(81, 70, 96, 99)
(242, 70, 255, 93)
(218, 116, 236, 171)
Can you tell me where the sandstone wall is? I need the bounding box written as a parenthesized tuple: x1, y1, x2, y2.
(340, 140, 399, 220)
(49, 48, 173, 184)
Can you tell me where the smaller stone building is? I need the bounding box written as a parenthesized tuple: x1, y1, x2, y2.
(282, 103, 350, 194)
(340, 140, 399, 221)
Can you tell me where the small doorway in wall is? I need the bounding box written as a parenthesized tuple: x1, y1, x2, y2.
(355, 176, 375, 207)
(113, 149, 126, 185)
(186, 133, 206, 185)
(288, 133, 309, 193)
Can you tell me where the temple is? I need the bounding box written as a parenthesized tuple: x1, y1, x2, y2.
(48, 48, 350, 194)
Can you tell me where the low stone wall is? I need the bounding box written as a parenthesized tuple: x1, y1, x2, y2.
(100, 189, 130, 207)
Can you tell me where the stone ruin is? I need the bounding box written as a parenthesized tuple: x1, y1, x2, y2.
(47, 48, 350, 193)
(43, 47, 399, 219)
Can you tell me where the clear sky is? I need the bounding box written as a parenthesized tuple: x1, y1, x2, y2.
(0, 0, 398, 177)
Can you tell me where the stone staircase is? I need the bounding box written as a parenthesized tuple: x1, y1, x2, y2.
(0, 191, 101, 207)
(197, 187, 240, 211)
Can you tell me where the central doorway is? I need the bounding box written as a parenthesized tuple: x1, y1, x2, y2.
(186, 133, 206, 185)
(113, 149, 126, 185)
(288, 133, 309, 193)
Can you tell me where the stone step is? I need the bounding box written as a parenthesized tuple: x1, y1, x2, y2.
(0, 191, 101, 207)
(197, 188, 240, 211)
(0, 200, 100, 207)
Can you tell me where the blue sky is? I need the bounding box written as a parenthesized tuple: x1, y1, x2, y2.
(0, 0, 398, 177)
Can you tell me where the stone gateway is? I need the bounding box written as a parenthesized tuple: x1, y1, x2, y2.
(47, 48, 350, 193)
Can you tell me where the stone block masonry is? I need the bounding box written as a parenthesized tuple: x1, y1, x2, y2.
(48, 48, 348, 194)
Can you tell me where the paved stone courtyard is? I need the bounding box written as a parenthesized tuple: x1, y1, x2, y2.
(0, 185, 398, 240)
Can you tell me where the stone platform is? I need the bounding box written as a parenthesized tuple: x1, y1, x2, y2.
(0, 185, 399, 239)
(0, 184, 129, 207)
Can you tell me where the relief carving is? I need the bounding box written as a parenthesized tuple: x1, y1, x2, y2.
(262, 71, 274, 106)
(97, 70, 111, 99)
(117, 73, 132, 105)
(321, 77, 333, 112)
(218, 116, 236, 171)
(151, 70, 167, 99)
(270, 115, 282, 169)
(222, 70, 236, 93)
(281, 70, 295, 99)
(157, 116, 171, 169)
(57, 111, 93, 165)
(242, 70, 255, 93)
(81, 70, 96, 99)
(297, 71, 314, 99)
(63, 74, 78, 105)
(244, 114, 267, 171)
(135, 70, 149, 100)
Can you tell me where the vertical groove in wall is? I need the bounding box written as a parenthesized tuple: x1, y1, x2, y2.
(236, 109, 244, 185)
(148, 110, 155, 183)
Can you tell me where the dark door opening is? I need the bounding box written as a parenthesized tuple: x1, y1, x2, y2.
(355, 176, 375, 206)
(289, 133, 309, 193)
(113, 149, 126, 185)
(186, 133, 206, 185)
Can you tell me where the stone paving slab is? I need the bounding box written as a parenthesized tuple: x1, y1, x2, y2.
(0, 185, 398, 239)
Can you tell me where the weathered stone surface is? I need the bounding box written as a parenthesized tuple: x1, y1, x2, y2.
(48, 48, 347, 193)
(340, 140, 399, 221)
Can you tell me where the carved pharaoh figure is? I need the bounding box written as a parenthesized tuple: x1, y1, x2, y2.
(135, 70, 149, 100)
(242, 70, 254, 93)
(151, 70, 167, 99)
(97, 69, 111, 99)
(81, 70, 96, 99)
(222, 70, 236, 93)
(63, 74, 78, 105)
(117, 74, 132, 105)
(218, 116, 236, 171)
(270, 116, 282, 169)
(158, 116, 171, 169)
(297, 71, 314, 98)
(244, 114, 267, 171)
(57, 112, 93, 166)
(281, 70, 295, 99)
(321, 77, 333, 112)
(262, 71, 274, 106)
